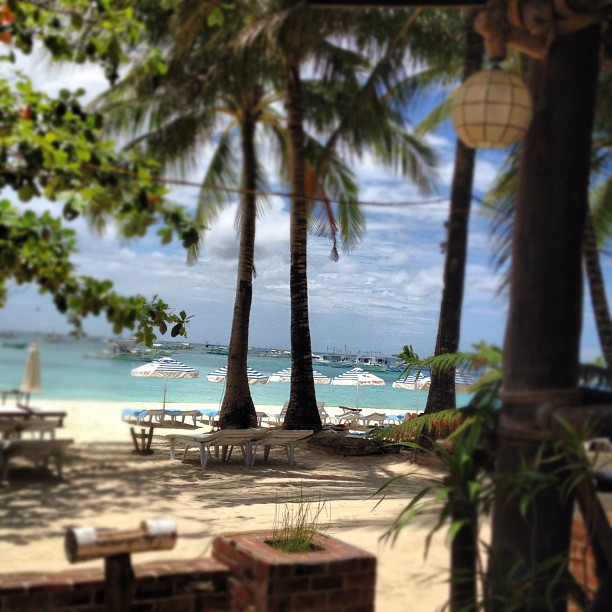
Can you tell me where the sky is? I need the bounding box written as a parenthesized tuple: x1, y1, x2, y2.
(2, 49, 611, 361)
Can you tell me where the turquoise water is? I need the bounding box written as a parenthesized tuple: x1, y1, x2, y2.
(0, 333, 473, 412)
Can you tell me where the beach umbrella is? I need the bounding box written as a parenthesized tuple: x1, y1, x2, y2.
(20, 342, 41, 406)
(393, 372, 431, 411)
(131, 356, 199, 408)
(330, 367, 385, 408)
(206, 366, 269, 384)
(269, 367, 330, 384)
(455, 371, 478, 393)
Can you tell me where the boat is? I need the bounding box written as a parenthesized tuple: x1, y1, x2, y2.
(206, 345, 229, 355)
(85, 340, 173, 361)
(315, 353, 354, 368)
(2, 341, 27, 349)
(353, 355, 390, 372)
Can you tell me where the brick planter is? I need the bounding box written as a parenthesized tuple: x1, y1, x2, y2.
(212, 531, 376, 612)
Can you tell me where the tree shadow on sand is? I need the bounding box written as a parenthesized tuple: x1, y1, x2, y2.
(0, 440, 444, 550)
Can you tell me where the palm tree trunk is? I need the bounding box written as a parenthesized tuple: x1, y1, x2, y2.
(583, 211, 612, 366)
(489, 26, 600, 611)
(218, 113, 258, 429)
(283, 60, 322, 432)
(425, 11, 483, 415)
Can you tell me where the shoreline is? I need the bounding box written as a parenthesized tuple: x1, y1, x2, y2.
(2, 398, 455, 611)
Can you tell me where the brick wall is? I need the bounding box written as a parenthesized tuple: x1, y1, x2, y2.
(0, 559, 229, 611)
(569, 516, 599, 611)
(568, 513, 612, 611)
(0, 533, 376, 611)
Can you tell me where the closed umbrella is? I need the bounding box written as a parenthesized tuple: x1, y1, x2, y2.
(331, 367, 385, 408)
(20, 342, 41, 406)
(206, 366, 269, 384)
(269, 367, 330, 384)
(131, 356, 199, 408)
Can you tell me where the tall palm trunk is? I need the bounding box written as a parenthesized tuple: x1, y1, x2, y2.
(489, 26, 600, 611)
(425, 11, 483, 414)
(219, 112, 258, 429)
(583, 210, 612, 365)
(283, 60, 322, 432)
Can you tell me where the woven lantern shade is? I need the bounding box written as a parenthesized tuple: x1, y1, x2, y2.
(451, 68, 533, 149)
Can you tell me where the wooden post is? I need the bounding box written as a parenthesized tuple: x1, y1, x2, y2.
(490, 25, 601, 611)
(104, 553, 134, 612)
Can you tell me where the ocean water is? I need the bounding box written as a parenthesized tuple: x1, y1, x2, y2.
(0, 333, 473, 413)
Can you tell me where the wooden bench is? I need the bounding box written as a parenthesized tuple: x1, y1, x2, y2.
(0, 438, 73, 480)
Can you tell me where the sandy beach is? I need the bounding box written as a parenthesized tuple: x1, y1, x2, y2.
(0, 400, 460, 611)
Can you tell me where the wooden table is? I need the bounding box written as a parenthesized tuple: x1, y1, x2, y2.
(129, 426, 155, 455)
(128, 421, 201, 455)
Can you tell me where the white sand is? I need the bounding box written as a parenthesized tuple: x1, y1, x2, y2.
(0, 400, 456, 611)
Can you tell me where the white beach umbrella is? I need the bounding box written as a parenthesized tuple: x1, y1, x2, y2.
(455, 371, 478, 393)
(330, 367, 385, 408)
(20, 342, 42, 405)
(206, 366, 269, 384)
(269, 367, 330, 384)
(131, 356, 199, 408)
(393, 371, 431, 410)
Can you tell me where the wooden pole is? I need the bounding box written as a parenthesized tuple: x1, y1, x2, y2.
(105, 554, 134, 612)
(490, 25, 601, 611)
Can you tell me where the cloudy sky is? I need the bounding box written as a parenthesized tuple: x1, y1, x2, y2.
(3, 50, 610, 361)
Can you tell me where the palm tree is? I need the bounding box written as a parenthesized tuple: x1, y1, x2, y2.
(97, 3, 366, 429)
(244, 2, 441, 429)
(94, 9, 282, 427)
(423, 10, 483, 414)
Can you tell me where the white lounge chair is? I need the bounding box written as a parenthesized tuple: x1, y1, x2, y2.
(249, 430, 313, 467)
(317, 402, 329, 424)
(266, 402, 289, 427)
(166, 428, 267, 469)
(333, 407, 363, 428)
(163, 409, 201, 426)
(362, 412, 387, 427)
(0, 438, 73, 479)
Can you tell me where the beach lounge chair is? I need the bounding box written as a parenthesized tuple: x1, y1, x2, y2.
(316, 402, 329, 424)
(0, 438, 73, 479)
(199, 409, 220, 426)
(121, 408, 148, 423)
(362, 412, 387, 427)
(384, 414, 405, 425)
(123, 409, 166, 425)
(249, 430, 313, 467)
(333, 407, 363, 428)
(266, 402, 289, 427)
(163, 409, 201, 426)
(166, 429, 266, 469)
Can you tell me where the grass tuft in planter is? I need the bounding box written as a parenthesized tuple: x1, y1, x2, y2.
(267, 491, 330, 553)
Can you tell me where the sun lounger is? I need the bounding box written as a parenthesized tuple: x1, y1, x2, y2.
(163, 409, 201, 427)
(266, 402, 289, 427)
(0, 419, 58, 439)
(166, 429, 267, 469)
(0, 438, 73, 479)
(249, 430, 313, 467)
(121, 408, 148, 423)
(199, 409, 220, 426)
(333, 407, 363, 428)
(317, 402, 329, 424)
(362, 412, 387, 427)
(1, 405, 66, 426)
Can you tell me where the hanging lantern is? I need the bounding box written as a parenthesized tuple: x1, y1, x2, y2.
(451, 68, 533, 149)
